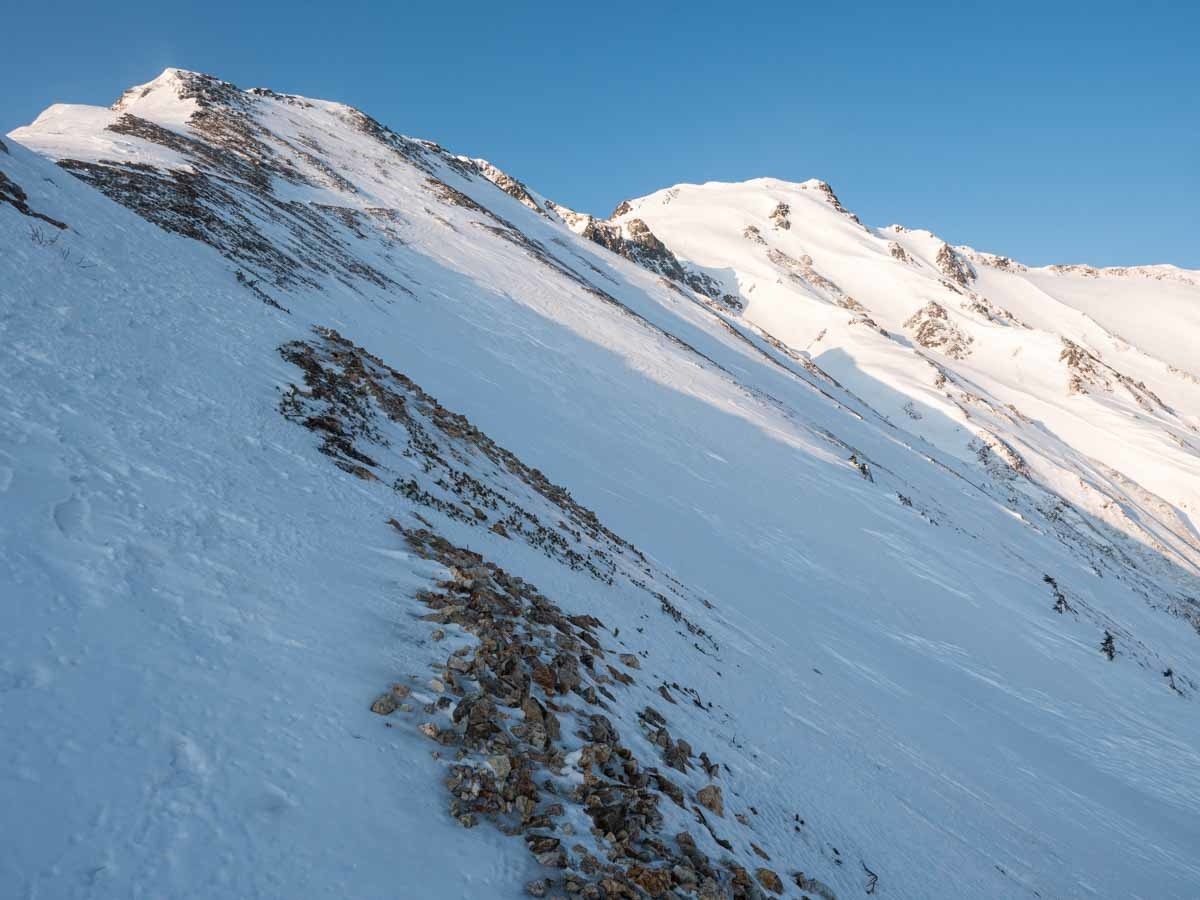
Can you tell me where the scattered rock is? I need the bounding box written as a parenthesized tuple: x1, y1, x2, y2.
(370, 693, 398, 715)
(793, 872, 838, 900)
(362, 526, 803, 896)
(756, 867, 784, 894)
(629, 865, 673, 897)
(696, 784, 724, 817)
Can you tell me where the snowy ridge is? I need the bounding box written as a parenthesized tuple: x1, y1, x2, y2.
(603, 181, 1200, 576)
(4, 70, 1200, 899)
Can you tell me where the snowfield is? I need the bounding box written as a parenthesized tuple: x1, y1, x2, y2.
(3, 69, 1200, 899)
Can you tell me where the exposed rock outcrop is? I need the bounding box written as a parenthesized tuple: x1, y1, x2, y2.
(471, 158, 551, 218)
(888, 241, 914, 264)
(935, 242, 975, 287)
(0, 168, 67, 229)
(580, 217, 741, 310)
(800, 180, 865, 228)
(904, 302, 974, 359)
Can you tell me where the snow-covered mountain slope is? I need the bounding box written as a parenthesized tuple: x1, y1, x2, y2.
(4, 69, 1200, 900)
(596, 181, 1200, 577)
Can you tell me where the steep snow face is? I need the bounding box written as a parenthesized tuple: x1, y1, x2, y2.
(608, 181, 1200, 575)
(5, 70, 1200, 900)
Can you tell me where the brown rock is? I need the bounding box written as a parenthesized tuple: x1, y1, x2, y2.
(664, 740, 691, 772)
(653, 773, 685, 807)
(453, 692, 499, 742)
(489, 754, 512, 781)
(618, 653, 641, 669)
(629, 866, 672, 897)
(534, 849, 567, 868)
(696, 784, 724, 817)
(728, 865, 752, 890)
(526, 835, 561, 854)
(756, 867, 783, 894)
(674, 865, 700, 885)
(532, 664, 557, 693)
(370, 693, 398, 715)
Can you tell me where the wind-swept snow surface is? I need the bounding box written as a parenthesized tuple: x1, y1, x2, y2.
(4, 70, 1200, 899)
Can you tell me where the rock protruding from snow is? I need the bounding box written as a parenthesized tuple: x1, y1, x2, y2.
(769, 202, 791, 230)
(0, 168, 67, 229)
(904, 302, 974, 359)
(386, 526, 812, 900)
(801, 179, 865, 227)
(469, 158, 553, 218)
(888, 241, 914, 265)
(934, 242, 976, 287)
(578, 216, 741, 309)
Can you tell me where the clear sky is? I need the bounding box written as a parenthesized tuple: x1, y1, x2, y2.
(5, 1, 1197, 267)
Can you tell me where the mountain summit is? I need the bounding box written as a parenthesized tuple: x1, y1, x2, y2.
(4, 69, 1200, 899)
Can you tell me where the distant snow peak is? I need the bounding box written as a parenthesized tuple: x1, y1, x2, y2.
(111, 67, 190, 111)
(1048, 261, 1199, 286)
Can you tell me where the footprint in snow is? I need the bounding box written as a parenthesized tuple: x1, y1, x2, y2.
(257, 782, 298, 817)
(53, 493, 90, 539)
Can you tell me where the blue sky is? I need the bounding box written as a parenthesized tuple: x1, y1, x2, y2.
(5, 1, 1197, 267)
